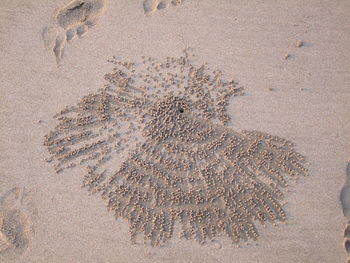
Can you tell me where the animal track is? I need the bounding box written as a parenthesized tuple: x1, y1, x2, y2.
(143, 0, 183, 14)
(0, 187, 37, 259)
(42, 0, 106, 64)
(43, 50, 309, 246)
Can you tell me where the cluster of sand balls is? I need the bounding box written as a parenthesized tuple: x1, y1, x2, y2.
(43, 49, 308, 246)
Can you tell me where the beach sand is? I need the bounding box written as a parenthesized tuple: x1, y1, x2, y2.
(0, 0, 349, 262)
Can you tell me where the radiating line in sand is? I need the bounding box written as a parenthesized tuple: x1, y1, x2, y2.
(42, 0, 106, 64)
(43, 50, 309, 246)
(0, 187, 37, 260)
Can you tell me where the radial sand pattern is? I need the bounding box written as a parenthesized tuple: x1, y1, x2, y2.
(43, 49, 309, 246)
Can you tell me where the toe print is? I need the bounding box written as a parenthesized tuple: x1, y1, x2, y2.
(43, 0, 106, 64)
(53, 33, 67, 64)
(0, 187, 37, 259)
(76, 24, 89, 38)
(66, 28, 77, 43)
(143, 0, 183, 14)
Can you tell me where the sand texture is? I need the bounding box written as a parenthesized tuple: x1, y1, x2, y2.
(0, 0, 350, 262)
(43, 52, 309, 247)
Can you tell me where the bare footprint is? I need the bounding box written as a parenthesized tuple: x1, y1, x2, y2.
(340, 163, 350, 218)
(143, 0, 183, 14)
(0, 187, 37, 259)
(42, 0, 106, 64)
(341, 162, 350, 261)
(346, 238, 350, 253)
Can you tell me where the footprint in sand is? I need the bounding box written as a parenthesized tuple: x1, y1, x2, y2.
(143, 0, 183, 14)
(345, 223, 350, 263)
(42, 0, 106, 64)
(341, 162, 350, 262)
(0, 187, 37, 259)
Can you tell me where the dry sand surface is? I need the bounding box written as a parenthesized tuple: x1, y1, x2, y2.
(0, 0, 350, 262)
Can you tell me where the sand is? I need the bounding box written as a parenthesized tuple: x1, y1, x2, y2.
(0, 0, 349, 262)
